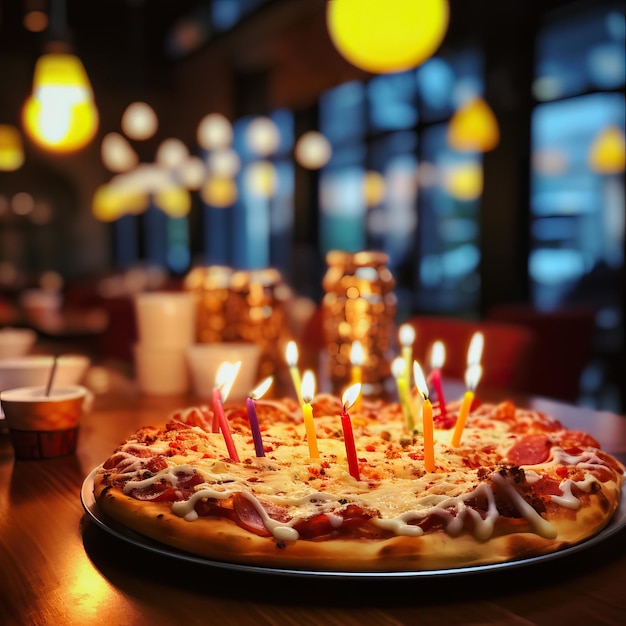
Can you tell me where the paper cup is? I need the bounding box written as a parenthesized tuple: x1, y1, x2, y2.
(134, 344, 190, 395)
(0, 385, 91, 460)
(134, 292, 196, 347)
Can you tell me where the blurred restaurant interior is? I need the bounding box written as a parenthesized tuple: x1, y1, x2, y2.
(0, 0, 624, 411)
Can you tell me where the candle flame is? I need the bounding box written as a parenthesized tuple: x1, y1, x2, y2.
(342, 383, 361, 411)
(250, 375, 273, 400)
(413, 360, 429, 399)
(350, 340, 364, 366)
(399, 323, 415, 347)
(215, 360, 241, 402)
(465, 362, 482, 391)
(391, 356, 405, 379)
(467, 332, 484, 366)
(301, 369, 316, 403)
(285, 340, 299, 367)
(430, 341, 445, 369)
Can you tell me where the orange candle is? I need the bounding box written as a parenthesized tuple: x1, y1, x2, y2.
(413, 361, 435, 472)
(451, 361, 483, 447)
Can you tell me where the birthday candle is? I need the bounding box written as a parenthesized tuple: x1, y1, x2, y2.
(451, 363, 483, 447)
(211, 361, 241, 432)
(245, 376, 273, 457)
(398, 324, 416, 389)
(212, 361, 241, 461)
(392, 357, 414, 432)
(428, 340, 447, 417)
(350, 340, 364, 412)
(414, 361, 435, 472)
(340, 383, 361, 481)
(285, 340, 304, 406)
(301, 370, 319, 458)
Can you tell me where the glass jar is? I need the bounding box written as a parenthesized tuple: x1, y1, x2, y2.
(183, 265, 234, 343)
(321, 250, 397, 395)
(228, 268, 291, 378)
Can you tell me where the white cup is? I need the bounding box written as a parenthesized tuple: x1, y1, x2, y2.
(134, 344, 190, 395)
(134, 292, 196, 347)
(186, 343, 261, 401)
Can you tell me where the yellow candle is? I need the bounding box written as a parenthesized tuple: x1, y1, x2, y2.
(392, 357, 414, 432)
(301, 370, 319, 458)
(285, 340, 304, 406)
(399, 324, 415, 389)
(422, 396, 435, 472)
(413, 361, 435, 472)
(451, 390, 473, 448)
(350, 340, 364, 412)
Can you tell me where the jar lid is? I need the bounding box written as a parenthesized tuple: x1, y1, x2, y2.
(352, 250, 389, 267)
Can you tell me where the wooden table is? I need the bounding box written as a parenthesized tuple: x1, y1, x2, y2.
(1, 374, 625, 626)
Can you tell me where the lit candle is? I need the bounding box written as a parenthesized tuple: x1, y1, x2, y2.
(399, 324, 416, 389)
(245, 376, 273, 457)
(212, 361, 242, 461)
(392, 357, 414, 432)
(340, 383, 362, 481)
(211, 361, 241, 432)
(414, 360, 435, 472)
(451, 332, 484, 447)
(285, 340, 304, 406)
(428, 340, 447, 417)
(301, 370, 319, 458)
(350, 340, 364, 411)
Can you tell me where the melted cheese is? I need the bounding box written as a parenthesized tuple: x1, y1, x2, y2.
(102, 402, 624, 544)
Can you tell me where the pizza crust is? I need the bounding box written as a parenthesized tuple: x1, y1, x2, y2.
(93, 470, 623, 572)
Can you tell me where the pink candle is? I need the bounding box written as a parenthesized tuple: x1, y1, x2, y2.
(213, 387, 239, 461)
(340, 383, 361, 481)
(211, 361, 242, 461)
(427, 340, 447, 416)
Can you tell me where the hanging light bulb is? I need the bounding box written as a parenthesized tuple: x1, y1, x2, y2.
(294, 131, 332, 169)
(447, 97, 500, 153)
(121, 101, 158, 141)
(101, 132, 138, 173)
(245, 117, 280, 157)
(22, 48, 99, 153)
(197, 113, 233, 150)
(588, 125, 626, 174)
(326, 0, 449, 74)
(0, 125, 25, 171)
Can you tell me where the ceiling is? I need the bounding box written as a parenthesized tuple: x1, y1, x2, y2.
(0, 1, 283, 92)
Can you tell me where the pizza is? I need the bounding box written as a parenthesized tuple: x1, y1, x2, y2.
(92, 392, 625, 572)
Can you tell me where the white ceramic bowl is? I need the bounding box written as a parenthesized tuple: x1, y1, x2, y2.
(0, 328, 37, 360)
(0, 354, 91, 393)
(186, 343, 261, 401)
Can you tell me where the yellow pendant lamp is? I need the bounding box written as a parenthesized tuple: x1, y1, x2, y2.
(326, 0, 449, 74)
(0, 124, 25, 171)
(447, 97, 500, 153)
(22, 50, 99, 153)
(588, 126, 626, 174)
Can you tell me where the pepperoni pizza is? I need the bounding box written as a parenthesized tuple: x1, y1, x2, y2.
(92, 394, 624, 572)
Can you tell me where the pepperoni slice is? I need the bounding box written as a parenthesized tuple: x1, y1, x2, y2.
(506, 433, 553, 465)
(232, 493, 272, 537)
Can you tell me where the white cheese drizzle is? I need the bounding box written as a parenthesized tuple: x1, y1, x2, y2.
(109, 417, 620, 544)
